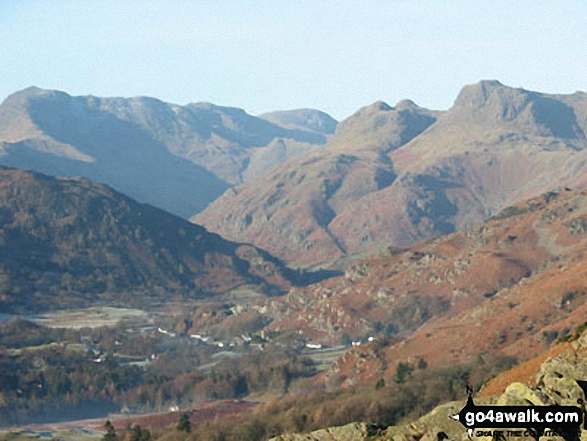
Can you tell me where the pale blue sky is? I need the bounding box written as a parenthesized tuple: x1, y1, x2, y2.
(1, 1, 586, 120)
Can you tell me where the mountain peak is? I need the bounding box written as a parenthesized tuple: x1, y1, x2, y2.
(366, 100, 393, 112)
(16, 85, 45, 95)
(448, 80, 541, 126)
(453, 80, 513, 108)
(258, 109, 337, 134)
(327, 98, 436, 155)
(449, 80, 587, 138)
(478, 79, 504, 87)
(394, 99, 420, 110)
(2, 86, 54, 105)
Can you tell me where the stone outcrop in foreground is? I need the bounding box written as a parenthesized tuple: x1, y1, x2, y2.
(273, 330, 587, 440)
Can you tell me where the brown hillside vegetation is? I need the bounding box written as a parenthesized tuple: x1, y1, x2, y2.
(326, 189, 587, 387)
(223, 188, 587, 389)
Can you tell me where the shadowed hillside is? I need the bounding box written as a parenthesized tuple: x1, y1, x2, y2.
(0, 167, 329, 312)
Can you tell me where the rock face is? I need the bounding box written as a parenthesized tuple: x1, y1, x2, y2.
(195, 81, 587, 266)
(0, 167, 308, 312)
(380, 401, 464, 441)
(0, 88, 335, 217)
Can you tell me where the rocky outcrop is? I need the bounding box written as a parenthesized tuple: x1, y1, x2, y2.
(374, 330, 587, 441)
(275, 330, 587, 441)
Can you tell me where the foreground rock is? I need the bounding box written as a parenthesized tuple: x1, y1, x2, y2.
(274, 329, 587, 441)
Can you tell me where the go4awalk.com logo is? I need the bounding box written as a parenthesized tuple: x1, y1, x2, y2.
(451, 386, 585, 441)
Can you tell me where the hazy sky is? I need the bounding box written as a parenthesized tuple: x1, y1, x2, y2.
(1, 1, 586, 120)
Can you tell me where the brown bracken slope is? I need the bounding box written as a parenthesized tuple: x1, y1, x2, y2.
(244, 188, 587, 387)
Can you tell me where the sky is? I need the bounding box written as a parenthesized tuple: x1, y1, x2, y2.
(1, 1, 586, 120)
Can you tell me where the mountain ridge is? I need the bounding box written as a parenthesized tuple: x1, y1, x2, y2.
(0, 87, 337, 217)
(195, 81, 587, 266)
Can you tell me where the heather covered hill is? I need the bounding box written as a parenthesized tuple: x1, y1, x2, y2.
(0, 87, 335, 217)
(0, 167, 316, 312)
(195, 81, 587, 267)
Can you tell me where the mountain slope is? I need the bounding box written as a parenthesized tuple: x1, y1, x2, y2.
(0, 88, 336, 217)
(194, 100, 438, 266)
(195, 81, 587, 266)
(267, 328, 587, 441)
(0, 167, 310, 312)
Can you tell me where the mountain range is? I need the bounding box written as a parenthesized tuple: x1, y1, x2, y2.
(3, 82, 587, 268)
(2, 80, 587, 318)
(195, 81, 587, 266)
(0, 87, 336, 218)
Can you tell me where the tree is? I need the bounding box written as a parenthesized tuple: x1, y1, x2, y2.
(103, 420, 117, 441)
(341, 333, 352, 346)
(127, 424, 151, 441)
(140, 428, 151, 441)
(177, 413, 191, 433)
(384, 323, 398, 337)
(375, 378, 386, 390)
(130, 425, 142, 441)
(230, 418, 266, 441)
(394, 362, 413, 384)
